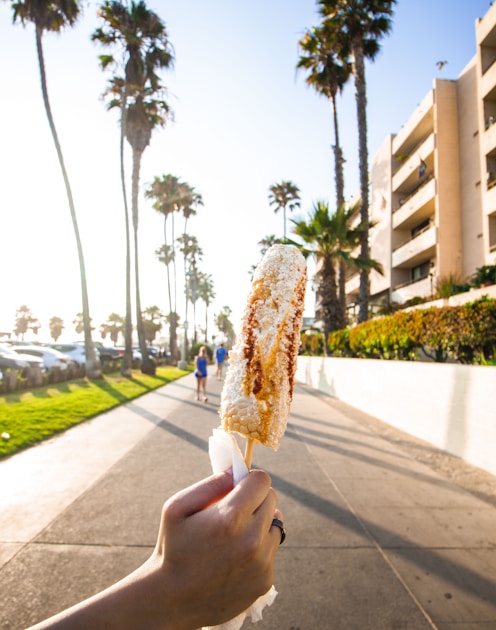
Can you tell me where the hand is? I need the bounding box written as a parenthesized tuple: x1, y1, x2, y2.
(151, 469, 282, 629)
(29, 470, 282, 630)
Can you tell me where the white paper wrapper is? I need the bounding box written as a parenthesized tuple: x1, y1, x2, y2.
(202, 429, 278, 630)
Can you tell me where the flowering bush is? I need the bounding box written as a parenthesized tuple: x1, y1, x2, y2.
(327, 298, 496, 364)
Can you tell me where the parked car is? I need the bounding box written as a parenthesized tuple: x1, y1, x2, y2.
(46, 343, 86, 366)
(117, 346, 142, 361)
(93, 342, 123, 360)
(132, 345, 157, 360)
(12, 346, 73, 371)
(0, 345, 30, 370)
(0, 344, 45, 370)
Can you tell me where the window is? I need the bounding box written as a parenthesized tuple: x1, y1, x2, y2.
(411, 219, 430, 239)
(411, 261, 430, 281)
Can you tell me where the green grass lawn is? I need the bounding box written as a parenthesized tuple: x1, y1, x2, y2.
(0, 366, 189, 459)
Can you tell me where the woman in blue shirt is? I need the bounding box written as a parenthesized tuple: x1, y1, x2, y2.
(194, 345, 209, 402)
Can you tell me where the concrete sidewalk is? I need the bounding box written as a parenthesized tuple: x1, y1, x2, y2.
(0, 373, 495, 629)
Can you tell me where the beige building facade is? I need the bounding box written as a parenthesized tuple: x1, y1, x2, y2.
(346, 3, 496, 311)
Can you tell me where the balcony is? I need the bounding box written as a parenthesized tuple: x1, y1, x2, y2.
(392, 225, 437, 268)
(480, 56, 496, 99)
(392, 276, 432, 303)
(483, 115, 496, 156)
(484, 174, 496, 214)
(392, 90, 434, 157)
(392, 134, 435, 192)
(392, 177, 436, 230)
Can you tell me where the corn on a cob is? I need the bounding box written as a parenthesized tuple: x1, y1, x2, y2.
(220, 244, 306, 451)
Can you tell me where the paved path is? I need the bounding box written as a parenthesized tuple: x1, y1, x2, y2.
(0, 374, 495, 629)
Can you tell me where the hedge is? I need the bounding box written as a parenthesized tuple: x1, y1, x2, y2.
(325, 297, 496, 364)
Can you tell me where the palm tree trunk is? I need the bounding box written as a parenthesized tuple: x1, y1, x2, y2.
(120, 94, 133, 376)
(319, 255, 341, 354)
(172, 214, 177, 314)
(131, 148, 155, 375)
(162, 216, 177, 363)
(35, 25, 101, 380)
(331, 94, 345, 209)
(352, 39, 370, 324)
(331, 92, 347, 326)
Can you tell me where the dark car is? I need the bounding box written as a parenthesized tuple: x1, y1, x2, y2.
(93, 342, 123, 360)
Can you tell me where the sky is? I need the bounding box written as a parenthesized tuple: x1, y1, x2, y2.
(0, 0, 492, 345)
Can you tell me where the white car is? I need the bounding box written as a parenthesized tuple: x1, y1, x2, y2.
(0, 343, 45, 370)
(13, 346, 72, 371)
(46, 343, 86, 366)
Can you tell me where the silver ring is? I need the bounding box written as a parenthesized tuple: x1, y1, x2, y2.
(271, 517, 286, 545)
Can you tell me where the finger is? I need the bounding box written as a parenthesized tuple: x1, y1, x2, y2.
(164, 471, 234, 524)
(225, 469, 272, 517)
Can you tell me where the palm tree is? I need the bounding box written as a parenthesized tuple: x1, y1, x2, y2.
(331, 202, 383, 323)
(92, 0, 174, 375)
(146, 176, 203, 301)
(164, 311, 180, 360)
(268, 181, 301, 240)
(142, 305, 164, 345)
(292, 200, 382, 344)
(14, 305, 40, 341)
(49, 316, 64, 342)
(176, 234, 203, 358)
(179, 185, 203, 344)
(73, 312, 86, 338)
(181, 184, 203, 236)
(258, 234, 282, 256)
(197, 273, 215, 343)
(146, 174, 183, 351)
(100, 313, 125, 346)
(293, 202, 345, 343)
(248, 234, 283, 279)
(155, 243, 178, 360)
(10, 0, 101, 379)
(215, 306, 235, 347)
(146, 175, 202, 355)
(319, 0, 396, 323)
(92, 76, 132, 374)
(129, 95, 172, 375)
(297, 24, 351, 210)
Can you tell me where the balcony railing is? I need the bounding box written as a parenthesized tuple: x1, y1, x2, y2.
(392, 222, 433, 252)
(393, 175, 435, 213)
(394, 274, 429, 290)
(392, 225, 437, 269)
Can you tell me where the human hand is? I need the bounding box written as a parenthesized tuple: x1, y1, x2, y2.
(151, 469, 282, 629)
(28, 471, 282, 630)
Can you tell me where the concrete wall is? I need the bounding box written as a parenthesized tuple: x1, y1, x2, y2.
(296, 356, 496, 476)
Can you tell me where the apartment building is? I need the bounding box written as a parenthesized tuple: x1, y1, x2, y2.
(346, 3, 496, 311)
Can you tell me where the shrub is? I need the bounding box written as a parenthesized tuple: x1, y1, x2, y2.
(327, 329, 350, 357)
(300, 330, 324, 355)
(189, 343, 213, 362)
(435, 274, 471, 298)
(471, 265, 496, 288)
(327, 298, 496, 364)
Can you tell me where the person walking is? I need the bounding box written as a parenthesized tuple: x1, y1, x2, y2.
(194, 345, 209, 402)
(215, 342, 228, 380)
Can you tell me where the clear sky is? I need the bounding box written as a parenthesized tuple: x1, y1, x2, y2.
(0, 0, 491, 344)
